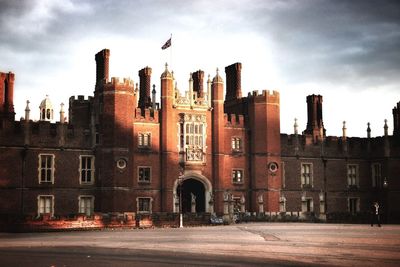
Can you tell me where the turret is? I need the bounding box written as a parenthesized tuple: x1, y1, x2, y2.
(225, 63, 242, 101)
(138, 67, 152, 110)
(39, 95, 54, 121)
(304, 94, 325, 141)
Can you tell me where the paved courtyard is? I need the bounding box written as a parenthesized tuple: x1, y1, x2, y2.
(0, 223, 399, 266)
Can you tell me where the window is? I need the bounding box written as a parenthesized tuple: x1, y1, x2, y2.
(372, 163, 381, 188)
(137, 197, 152, 213)
(232, 169, 244, 184)
(348, 198, 359, 215)
(301, 163, 312, 187)
(138, 133, 151, 148)
(80, 155, 95, 184)
(179, 114, 207, 163)
(138, 167, 151, 183)
(302, 197, 313, 212)
(38, 195, 54, 216)
(38, 154, 55, 183)
(231, 137, 242, 151)
(79, 196, 94, 216)
(347, 164, 358, 187)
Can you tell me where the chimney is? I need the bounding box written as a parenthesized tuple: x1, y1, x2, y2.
(192, 70, 204, 98)
(225, 62, 242, 101)
(95, 49, 110, 85)
(138, 67, 152, 109)
(304, 94, 325, 141)
(393, 102, 400, 137)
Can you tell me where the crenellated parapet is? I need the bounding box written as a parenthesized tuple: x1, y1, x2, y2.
(102, 77, 135, 93)
(246, 90, 280, 104)
(224, 113, 245, 128)
(134, 107, 159, 122)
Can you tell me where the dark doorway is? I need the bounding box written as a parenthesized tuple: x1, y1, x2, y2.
(177, 178, 205, 213)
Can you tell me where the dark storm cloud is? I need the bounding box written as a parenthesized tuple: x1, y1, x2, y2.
(249, 0, 400, 88)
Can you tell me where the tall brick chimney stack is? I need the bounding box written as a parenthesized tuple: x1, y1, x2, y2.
(0, 72, 15, 116)
(304, 94, 325, 141)
(192, 70, 204, 98)
(393, 102, 400, 137)
(95, 49, 110, 86)
(225, 62, 242, 101)
(138, 67, 152, 109)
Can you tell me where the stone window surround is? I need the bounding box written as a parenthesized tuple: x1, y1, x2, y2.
(232, 169, 244, 184)
(37, 194, 54, 217)
(136, 197, 153, 213)
(79, 155, 95, 185)
(78, 195, 95, 216)
(38, 153, 55, 184)
(138, 166, 151, 183)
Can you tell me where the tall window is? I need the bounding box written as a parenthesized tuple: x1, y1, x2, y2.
(38, 195, 54, 216)
(138, 133, 151, 148)
(347, 164, 358, 187)
(301, 163, 312, 187)
(232, 169, 244, 184)
(80, 156, 95, 184)
(38, 154, 54, 183)
(302, 197, 313, 212)
(138, 167, 151, 183)
(231, 137, 242, 151)
(79, 196, 94, 216)
(348, 198, 359, 215)
(372, 163, 381, 188)
(185, 122, 205, 161)
(137, 197, 152, 213)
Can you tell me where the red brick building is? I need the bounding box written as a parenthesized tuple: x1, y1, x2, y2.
(0, 49, 399, 224)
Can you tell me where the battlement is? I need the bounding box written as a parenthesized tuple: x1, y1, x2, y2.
(134, 107, 159, 123)
(224, 113, 245, 127)
(69, 95, 93, 103)
(102, 77, 135, 92)
(246, 90, 280, 104)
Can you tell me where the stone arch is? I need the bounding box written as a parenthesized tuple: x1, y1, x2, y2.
(173, 171, 212, 213)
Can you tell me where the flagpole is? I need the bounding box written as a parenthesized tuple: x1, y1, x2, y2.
(170, 33, 172, 70)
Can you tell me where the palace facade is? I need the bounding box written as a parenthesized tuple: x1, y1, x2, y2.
(0, 49, 399, 224)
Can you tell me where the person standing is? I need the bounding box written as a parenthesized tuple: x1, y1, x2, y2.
(371, 202, 381, 227)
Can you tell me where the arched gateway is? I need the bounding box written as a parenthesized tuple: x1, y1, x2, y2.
(173, 172, 212, 213)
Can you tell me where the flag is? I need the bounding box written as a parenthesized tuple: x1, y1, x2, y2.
(161, 37, 171, 50)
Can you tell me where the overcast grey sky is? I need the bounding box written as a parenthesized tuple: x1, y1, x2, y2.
(1, 0, 399, 137)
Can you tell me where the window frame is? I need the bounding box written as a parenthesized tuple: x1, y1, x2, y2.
(79, 155, 95, 185)
(371, 163, 381, 188)
(38, 154, 55, 184)
(138, 166, 151, 183)
(232, 169, 244, 184)
(136, 197, 152, 214)
(347, 164, 359, 187)
(300, 163, 313, 188)
(37, 195, 54, 217)
(138, 132, 151, 148)
(78, 195, 94, 216)
(231, 137, 243, 152)
(348, 197, 360, 215)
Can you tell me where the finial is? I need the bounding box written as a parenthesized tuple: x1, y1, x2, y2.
(216, 68, 219, 75)
(25, 100, 30, 110)
(294, 118, 298, 134)
(342, 121, 347, 140)
(60, 102, 64, 111)
(152, 84, 156, 93)
(367, 122, 371, 138)
(165, 62, 168, 70)
(135, 83, 139, 92)
(207, 74, 211, 82)
(171, 70, 174, 78)
(384, 119, 388, 136)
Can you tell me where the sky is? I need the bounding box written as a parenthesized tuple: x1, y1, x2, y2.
(0, 0, 399, 137)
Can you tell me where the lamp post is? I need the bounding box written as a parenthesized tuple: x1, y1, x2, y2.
(383, 177, 388, 223)
(178, 168, 184, 228)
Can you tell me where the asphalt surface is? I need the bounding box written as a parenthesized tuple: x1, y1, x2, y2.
(0, 223, 399, 266)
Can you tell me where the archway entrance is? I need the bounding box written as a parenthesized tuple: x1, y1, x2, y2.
(177, 178, 205, 213)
